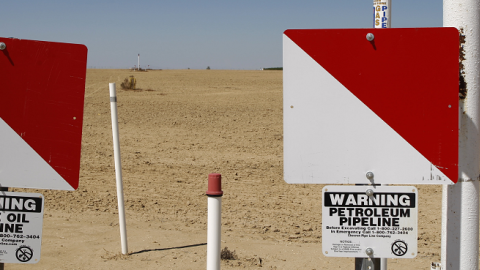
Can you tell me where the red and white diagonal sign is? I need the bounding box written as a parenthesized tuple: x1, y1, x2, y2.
(0, 37, 87, 190)
(283, 28, 459, 184)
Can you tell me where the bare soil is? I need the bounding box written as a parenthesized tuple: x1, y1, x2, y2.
(10, 69, 445, 269)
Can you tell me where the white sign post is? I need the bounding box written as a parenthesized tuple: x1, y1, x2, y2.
(373, 2, 392, 267)
(322, 186, 417, 259)
(373, 0, 391, 28)
(109, 83, 128, 255)
(0, 192, 44, 264)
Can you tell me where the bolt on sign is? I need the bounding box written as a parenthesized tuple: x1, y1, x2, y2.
(0, 192, 44, 264)
(283, 28, 459, 185)
(322, 186, 417, 258)
(0, 37, 87, 190)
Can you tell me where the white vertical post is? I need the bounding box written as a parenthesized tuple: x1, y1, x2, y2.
(373, 1, 392, 269)
(109, 83, 129, 255)
(373, 0, 392, 28)
(0, 187, 7, 270)
(206, 173, 223, 270)
(138, 54, 140, 71)
(442, 1, 480, 270)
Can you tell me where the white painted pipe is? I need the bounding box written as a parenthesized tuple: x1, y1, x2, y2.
(109, 83, 129, 255)
(207, 197, 221, 270)
(206, 173, 223, 270)
(442, 1, 480, 269)
(373, 0, 391, 28)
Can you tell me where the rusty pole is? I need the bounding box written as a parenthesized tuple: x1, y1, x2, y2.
(442, 0, 480, 269)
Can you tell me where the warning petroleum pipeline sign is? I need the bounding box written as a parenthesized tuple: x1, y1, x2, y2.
(322, 186, 417, 259)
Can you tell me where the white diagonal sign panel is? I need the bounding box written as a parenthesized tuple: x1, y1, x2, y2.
(283, 28, 459, 185)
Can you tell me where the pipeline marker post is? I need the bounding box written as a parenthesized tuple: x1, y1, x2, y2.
(283, 21, 459, 270)
(206, 173, 223, 270)
(109, 83, 128, 255)
(370, 1, 392, 269)
(373, 0, 391, 28)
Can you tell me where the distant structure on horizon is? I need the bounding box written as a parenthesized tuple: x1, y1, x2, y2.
(262, 67, 283, 70)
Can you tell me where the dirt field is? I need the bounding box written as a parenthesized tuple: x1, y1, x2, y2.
(9, 69, 446, 269)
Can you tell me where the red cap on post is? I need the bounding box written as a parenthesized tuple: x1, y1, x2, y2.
(206, 173, 223, 196)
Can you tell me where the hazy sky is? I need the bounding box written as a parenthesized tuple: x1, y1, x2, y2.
(2, 1, 443, 69)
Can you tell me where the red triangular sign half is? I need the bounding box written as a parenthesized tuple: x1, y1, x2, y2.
(284, 28, 459, 183)
(0, 37, 87, 190)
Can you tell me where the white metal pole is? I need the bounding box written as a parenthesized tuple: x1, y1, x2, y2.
(206, 173, 223, 270)
(373, 0, 391, 28)
(442, 1, 480, 269)
(138, 54, 140, 71)
(0, 41, 7, 269)
(207, 197, 221, 270)
(0, 186, 7, 270)
(109, 83, 129, 255)
(373, 1, 391, 269)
